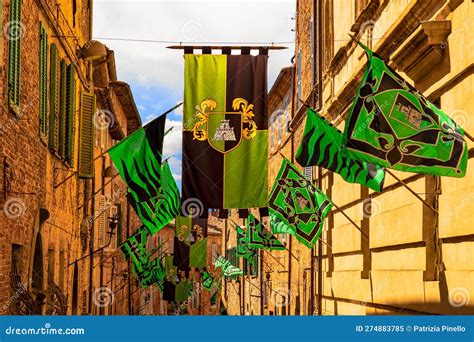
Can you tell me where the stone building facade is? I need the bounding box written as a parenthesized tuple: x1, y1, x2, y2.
(0, 0, 144, 316)
(225, 0, 473, 315)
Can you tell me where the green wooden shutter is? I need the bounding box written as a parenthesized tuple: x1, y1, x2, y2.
(8, 0, 23, 111)
(78, 92, 95, 178)
(39, 22, 48, 138)
(65, 64, 76, 165)
(58, 59, 67, 158)
(49, 44, 60, 152)
(252, 253, 258, 277)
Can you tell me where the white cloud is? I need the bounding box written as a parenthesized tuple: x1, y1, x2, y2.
(163, 119, 183, 156)
(94, 1, 295, 91)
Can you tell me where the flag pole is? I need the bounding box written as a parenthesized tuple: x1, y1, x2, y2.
(385, 169, 438, 215)
(331, 200, 369, 240)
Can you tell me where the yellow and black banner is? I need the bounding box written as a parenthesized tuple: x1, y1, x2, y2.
(182, 54, 268, 210)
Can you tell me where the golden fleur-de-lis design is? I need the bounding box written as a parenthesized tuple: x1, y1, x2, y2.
(192, 99, 217, 141)
(232, 98, 257, 139)
(193, 224, 204, 241)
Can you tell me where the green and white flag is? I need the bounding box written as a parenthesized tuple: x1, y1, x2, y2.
(214, 256, 243, 277)
(343, 42, 468, 177)
(269, 159, 333, 248)
(247, 213, 285, 250)
(109, 114, 181, 234)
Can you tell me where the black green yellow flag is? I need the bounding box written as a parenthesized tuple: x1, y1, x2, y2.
(182, 54, 268, 210)
(109, 114, 181, 234)
(236, 224, 256, 265)
(343, 42, 468, 177)
(269, 159, 333, 248)
(175, 278, 192, 302)
(247, 213, 285, 250)
(174, 216, 208, 270)
(296, 108, 386, 192)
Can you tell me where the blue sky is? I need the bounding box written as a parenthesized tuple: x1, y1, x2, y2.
(94, 0, 296, 186)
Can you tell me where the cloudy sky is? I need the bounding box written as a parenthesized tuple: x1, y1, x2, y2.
(94, 0, 296, 185)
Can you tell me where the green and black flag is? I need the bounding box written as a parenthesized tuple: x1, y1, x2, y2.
(109, 114, 181, 234)
(120, 227, 166, 289)
(296, 108, 386, 192)
(343, 42, 468, 177)
(247, 213, 285, 250)
(236, 224, 257, 265)
(269, 159, 333, 248)
(201, 269, 216, 291)
(182, 54, 269, 210)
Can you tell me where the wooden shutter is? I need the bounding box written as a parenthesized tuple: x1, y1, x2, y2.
(58, 59, 67, 158)
(49, 44, 60, 152)
(8, 0, 23, 110)
(78, 92, 95, 178)
(65, 64, 76, 165)
(81, 290, 88, 315)
(39, 22, 48, 139)
(304, 166, 313, 180)
(98, 195, 106, 247)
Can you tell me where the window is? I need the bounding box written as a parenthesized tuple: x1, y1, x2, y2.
(49, 44, 60, 152)
(78, 92, 96, 178)
(98, 195, 106, 247)
(58, 250, 65, 290)
(211, 243, 218, 264)
(47, 248, 55, 278)
(192, 282, 200, 309)
(64, 64, 76, 165)
(39, 22, 48, 139)
(277, 114, 282, 145)
(297, 49, 302, 108)
(8, 0, 23, 113)
(284, 97, 290, 133)
(81, 290, 88, 314)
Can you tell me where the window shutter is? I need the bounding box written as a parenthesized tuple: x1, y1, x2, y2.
(49, 44, 60, 152)
(65, 64, 76, 165)
(8, 0, 23, 111)
(58, 59, 67, 158)
(304, 166, 313, 180)
(81, 290, 88, 315)
(98, 195, 106, 247)
(253, 253, 259, 277)
(297, 50, 302, 106)
(39, 22, 48, 139)
(78, 92, 95, 178)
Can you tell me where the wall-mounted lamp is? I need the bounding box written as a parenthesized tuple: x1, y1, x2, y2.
(77, 40, 107, 61)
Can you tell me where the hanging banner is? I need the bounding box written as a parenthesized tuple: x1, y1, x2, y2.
(182, 54, 268, 210)
(343, 42, 468, 178)
(269, 159, 333, 248)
